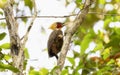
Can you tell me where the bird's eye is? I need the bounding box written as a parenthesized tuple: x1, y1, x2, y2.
(56, 22, 63, 28)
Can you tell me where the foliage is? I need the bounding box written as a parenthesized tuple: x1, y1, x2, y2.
(29, 67, 49, 75)
(0, 32, 6, 41)
(0, 35, 29, 72)
(24, 0, 33, 10)
(0, 0, 120, 75)
(0, 0, 7, 8)
(64, 0, 120, 74)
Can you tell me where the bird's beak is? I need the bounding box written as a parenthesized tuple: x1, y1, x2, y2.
(49, 23, 56, 30)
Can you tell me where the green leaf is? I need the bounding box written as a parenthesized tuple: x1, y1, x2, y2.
(0, 11, 3, 15)
(50, 66, 60, 75)
(0, 48, 2, 51)
(61, 69, 68, 75)
(39, 68, 49, 75)
(76, 0, 82, 3)
(0, 22, 6, 28)
(4, 54, 11, 60)
(22, 18, 27, 23)
(29, 70, 39, 75)
(0, 0, 8, 8)
(115, 27, 120, 35)
(73, 51, 80, 58)
(67, 57, 75, 66)
(105, 32, 120, 55)
(104, 18, 111, 29)
(102, 47, 111, 60)
(0, 52, 4, 60)
(98, 66, 112, 74)
(99, 0, 105, 5)
(0, 63, 19, 72)
(115, 0, 120, 2)
(80, 34, 92, 55)
(93, 41, 103, 52)
(0, 32, 6, 40)
(0, 43, 10, 49)
(24, 48, 29, 59)
(106, 59, 115, 65)
(74, 61, 84, 73)
(24, 0, 33, 10)
(75, 0, 83, 9)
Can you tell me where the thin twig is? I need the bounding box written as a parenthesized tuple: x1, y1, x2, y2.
(21, 0, 37, 45)
(0, 12, 120, 20)
(0, 15, 76, 20)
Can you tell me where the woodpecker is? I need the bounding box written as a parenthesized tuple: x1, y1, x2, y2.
(47, 22, 64, 59)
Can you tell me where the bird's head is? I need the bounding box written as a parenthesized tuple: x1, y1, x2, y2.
(49, 22, 64, 30)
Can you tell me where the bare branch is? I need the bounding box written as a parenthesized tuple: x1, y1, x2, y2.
(0, 12, 120, 20)
(0, 15, 76, 20)
(21, 0, 37, 46)
(56, 0, 94, 74)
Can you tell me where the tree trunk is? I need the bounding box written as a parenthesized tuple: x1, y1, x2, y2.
(3, 2, 24, 75)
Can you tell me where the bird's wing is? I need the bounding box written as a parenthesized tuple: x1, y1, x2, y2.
(47, 30, 57, 52)
(47, 30, 63, 58)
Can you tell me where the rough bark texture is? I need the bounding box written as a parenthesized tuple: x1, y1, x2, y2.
(56, 0, 94, 74)
(3, 2, 24, 75)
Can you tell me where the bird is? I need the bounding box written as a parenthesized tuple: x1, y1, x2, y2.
(47, 22, 64, 59)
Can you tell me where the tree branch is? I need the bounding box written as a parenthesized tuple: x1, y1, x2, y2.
(0, 15, 76, 20)
(21, 0, 37, 46)
(0, 12, 119, 20)
(56, 0, 94, 74)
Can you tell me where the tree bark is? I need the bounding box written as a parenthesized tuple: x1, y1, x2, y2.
(56, 0, 94, 74)
(3, 2, 24, 75)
